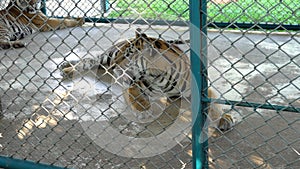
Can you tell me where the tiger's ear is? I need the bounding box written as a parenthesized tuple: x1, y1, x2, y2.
(16, 0, 28, 9)
(135, 28, 148, 39)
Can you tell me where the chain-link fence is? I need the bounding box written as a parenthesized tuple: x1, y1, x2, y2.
(0, 0, 299, 169)
(202, 1, 300, 168)
(204, 26, 300, 168)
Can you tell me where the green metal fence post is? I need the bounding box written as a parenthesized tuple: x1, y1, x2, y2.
(101, 0, 110, 13)
(190, 0, 208, 169)
(41, 0, 47, 15)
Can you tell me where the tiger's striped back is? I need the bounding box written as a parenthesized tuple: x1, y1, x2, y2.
(0, 11, 35, 40)
(0, 1, 37, 49)
(0, 11, 35, 38)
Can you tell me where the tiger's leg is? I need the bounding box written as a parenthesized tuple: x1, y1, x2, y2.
(123, 83, 151, 112)
(60, 58, 98, 78)
(208, 88, 234, 131)
(32, 13, 84, 31)
(44, 17, 85, 30)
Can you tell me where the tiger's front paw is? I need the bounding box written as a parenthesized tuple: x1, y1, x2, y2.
(124, 86, 151, 112)
(218, 113, 234, 131)
(63, 17, 85, 27)
(76, 17, 85, 26)
(59, 60, 80, 78)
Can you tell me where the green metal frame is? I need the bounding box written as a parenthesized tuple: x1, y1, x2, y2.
(190, 0, 209, 168)
(1, 0, 298, 169)
(203, 98, 300, 113)
(189, 0, 300, 168)
(209, 22, 300, 31)
(41, 0, 47, 16)
(0, 156, 68, 169)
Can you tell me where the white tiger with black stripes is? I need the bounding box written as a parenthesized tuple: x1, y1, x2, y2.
(60, 28, 234, 131)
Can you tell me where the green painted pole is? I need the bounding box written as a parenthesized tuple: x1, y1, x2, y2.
(190, 0, 208, 169)
(101, 0, 110, 13)
(41, 0, 47, 15)
(0, 156, 70, 169)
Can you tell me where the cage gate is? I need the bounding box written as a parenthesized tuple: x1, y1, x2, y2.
(0, 0, 299, 169)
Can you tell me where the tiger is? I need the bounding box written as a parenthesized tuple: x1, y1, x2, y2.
(0, 0, 84, 49)
(60, 28, 234, 131)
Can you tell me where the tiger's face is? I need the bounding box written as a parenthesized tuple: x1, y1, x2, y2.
(15, 0, 41, 14)
(132, 28, 150, 51)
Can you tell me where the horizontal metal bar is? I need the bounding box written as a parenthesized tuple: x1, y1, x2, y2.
(83, 17, 299, 30)
(87, 18, 299, 30)
(86, 17, 191, 27)
(208, 22, 300, 31)
(0, 156, 69, 169)
(202, 98, 300, 113)
(49, 16, 189, 26)
(49, 16, 300, 30)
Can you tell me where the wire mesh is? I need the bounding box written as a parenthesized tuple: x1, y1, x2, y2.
(204, 1, 300, 168)
(0, 0, 299, 169)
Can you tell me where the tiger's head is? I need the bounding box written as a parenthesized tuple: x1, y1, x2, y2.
(15, 0, 41, 14)
(132, 28, 163, 57)
(131, 28, 150, 51)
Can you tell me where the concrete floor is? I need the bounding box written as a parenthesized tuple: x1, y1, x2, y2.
(0, 24, 299, 169)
